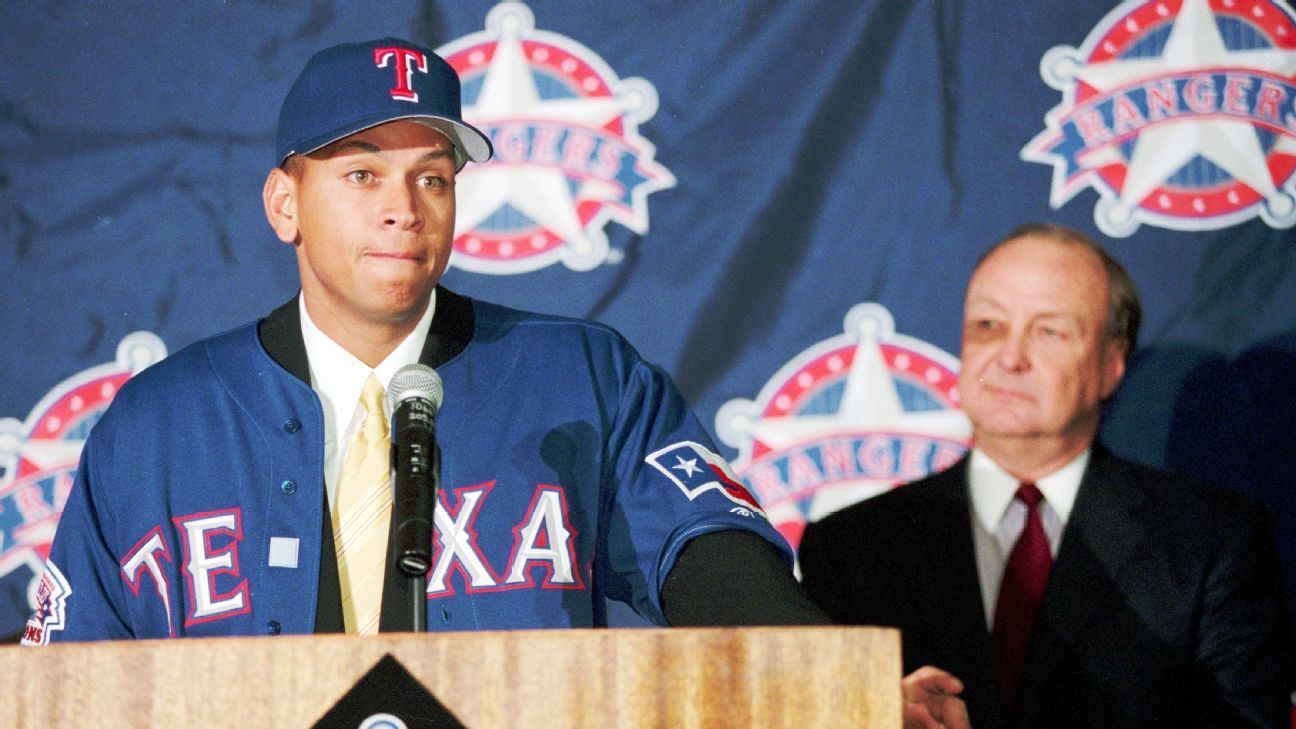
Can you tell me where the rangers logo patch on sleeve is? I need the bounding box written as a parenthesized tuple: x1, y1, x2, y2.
(20, 560, 72, 646)
(646, 441, 766, 516)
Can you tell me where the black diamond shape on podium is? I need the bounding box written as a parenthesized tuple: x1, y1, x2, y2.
(313, 653, 468, 729)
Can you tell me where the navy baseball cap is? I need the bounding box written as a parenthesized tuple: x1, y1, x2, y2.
(276, 37, 492, 169)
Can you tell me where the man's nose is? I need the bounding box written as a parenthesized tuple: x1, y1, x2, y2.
(381, 181, 423, 230)
(994, 330, 1029, 371)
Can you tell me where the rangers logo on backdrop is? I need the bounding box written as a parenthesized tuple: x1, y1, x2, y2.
(1022, 0, 1296, 237)
(438, 3, 676, 274)
(716, 304, 970, 550)
(0, 332, 165, 635)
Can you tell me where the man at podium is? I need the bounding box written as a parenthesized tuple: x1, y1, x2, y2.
(22, 37, 971, 729)
(21, 36, 821, 642)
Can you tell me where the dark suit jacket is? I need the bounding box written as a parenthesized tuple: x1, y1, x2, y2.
(799, 446, 1293, 728)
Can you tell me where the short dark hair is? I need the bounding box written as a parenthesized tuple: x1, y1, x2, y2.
(975, 222, 1142, 354)
(280, 153, 305, 179)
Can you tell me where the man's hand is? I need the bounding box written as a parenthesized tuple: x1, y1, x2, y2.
(902, 665, 971, 729)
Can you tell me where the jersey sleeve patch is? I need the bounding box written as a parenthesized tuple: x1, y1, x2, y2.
(20, 560, 73, 646)
(645, 441, 766, 517)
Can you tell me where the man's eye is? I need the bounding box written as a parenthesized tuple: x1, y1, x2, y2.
(346, 170, 373, 184)
(1037, 325, 1071, 341)
(964, 319, 1001, 341)
(418, 175, 445, 189)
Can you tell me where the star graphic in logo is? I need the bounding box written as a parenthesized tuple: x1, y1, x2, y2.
(717, 304, 970, 525)
(1023, 0, 1296, 236)
(741, 312, 969, 456)
(671, 456, 702, 478)
(441, 4, 676, 273)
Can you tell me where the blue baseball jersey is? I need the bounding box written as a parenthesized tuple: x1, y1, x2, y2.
(23, 299, 786, 643)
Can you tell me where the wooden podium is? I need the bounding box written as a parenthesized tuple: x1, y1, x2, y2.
(0, 626, 900, 727)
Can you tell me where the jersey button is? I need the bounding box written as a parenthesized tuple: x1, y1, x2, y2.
(283, 418, 301, 434)
(267, 620, 281, 635)
(280, 480, 297, 495)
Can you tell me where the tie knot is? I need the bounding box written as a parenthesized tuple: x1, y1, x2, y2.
(1016, 482, 1044, 509)
(360, 373, 385, 417)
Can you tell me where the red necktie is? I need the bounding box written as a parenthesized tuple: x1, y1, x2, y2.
(992, 482, 1053, 715)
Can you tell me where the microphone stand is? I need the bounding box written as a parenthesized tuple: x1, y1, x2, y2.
(391, 407, 439, 633)
(406, 568, 428, 634)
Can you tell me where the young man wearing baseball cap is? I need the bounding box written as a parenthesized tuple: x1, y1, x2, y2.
(25, 38, 967, 728)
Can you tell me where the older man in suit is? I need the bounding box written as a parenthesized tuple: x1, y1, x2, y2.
(799, 223, 1292, 728)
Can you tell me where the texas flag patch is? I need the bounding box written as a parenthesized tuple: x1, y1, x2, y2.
(646, 441, 766, 516)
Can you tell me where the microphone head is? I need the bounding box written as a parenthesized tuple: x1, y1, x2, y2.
(387, 363, 445, 413)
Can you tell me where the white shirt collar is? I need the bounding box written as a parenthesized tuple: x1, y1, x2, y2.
(299, 290, 436, 436)
(968, 446, 1089, 533)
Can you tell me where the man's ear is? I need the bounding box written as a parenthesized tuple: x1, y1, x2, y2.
(263, 167, 300, 245)
(1100, 338, 1128, 400)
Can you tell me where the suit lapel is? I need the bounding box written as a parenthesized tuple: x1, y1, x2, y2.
(258, 296, 310, 382)
(1016, 446, 1153, 708)
(417, 286, 474, 368)
(906, 462, 1005, 729)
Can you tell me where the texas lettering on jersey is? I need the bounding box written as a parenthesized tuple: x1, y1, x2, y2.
(27, 481, 583, 640)
(426, 482, 584, 595)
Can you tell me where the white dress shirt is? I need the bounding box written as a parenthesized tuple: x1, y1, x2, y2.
(968, 447, 1089, 628)
(299, 292, 435, 509)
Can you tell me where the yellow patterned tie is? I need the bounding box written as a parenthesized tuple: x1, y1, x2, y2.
(333, 373, 392, 635)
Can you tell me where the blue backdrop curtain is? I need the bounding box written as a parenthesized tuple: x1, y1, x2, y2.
(3, 1, 1295, 637)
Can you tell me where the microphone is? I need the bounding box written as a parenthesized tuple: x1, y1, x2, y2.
(385, 363, 444, 578)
